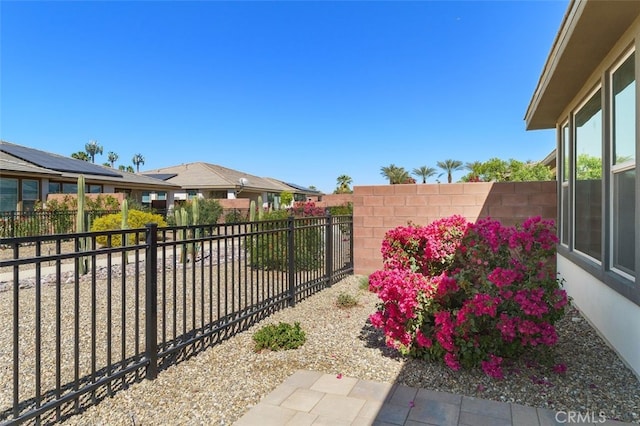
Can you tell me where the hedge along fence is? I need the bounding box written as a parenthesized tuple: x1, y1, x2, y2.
(352, 181, 557, 276)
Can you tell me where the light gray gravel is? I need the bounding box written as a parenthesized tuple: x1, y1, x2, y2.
(38, 274, 639, 425)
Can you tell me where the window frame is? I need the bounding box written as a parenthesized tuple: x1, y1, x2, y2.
(608, 48, 636, 281)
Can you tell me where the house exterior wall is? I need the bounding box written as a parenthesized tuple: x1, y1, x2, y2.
(558, 256, 640, 378)
(530, 5, 640, 380)
(352, 181, 556, 276)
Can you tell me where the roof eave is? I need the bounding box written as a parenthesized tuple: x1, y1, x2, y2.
(525, 0, 640, 131)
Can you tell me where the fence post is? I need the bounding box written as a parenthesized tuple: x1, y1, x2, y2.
(145, 223, 158, 380)
(325, 213, 333, 287)
(287, 216, 296, 307)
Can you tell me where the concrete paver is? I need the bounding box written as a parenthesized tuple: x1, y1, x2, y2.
(233, 370, 637, 426)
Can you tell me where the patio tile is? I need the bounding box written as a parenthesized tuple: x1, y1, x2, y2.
(310, 415, 352, 426)
(357, 399, 385, 420)
(310, 393, 366, 422)
(349, 379, 395, 402)
(374, 402, 411, 425)
(285, 411, 318, 426)
(281, 388, 326, 412)
(233, 402, 298, 426)
(461, 396, 512, 420)
(407, 399, 460, 426)
(388, 384, 418, 406)
(511, 403, 540, 426)
(262, 383, 298, 406)
(415, 389, 462, 405)
(537, 408, 563, 426)
(458, 410, 512, 426)
(283, 370, 324, 389)
(309, 373, 358, 396)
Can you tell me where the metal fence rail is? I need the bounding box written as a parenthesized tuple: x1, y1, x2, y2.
(0, 214, 353, 425)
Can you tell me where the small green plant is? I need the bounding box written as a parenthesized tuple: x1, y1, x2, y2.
(253, 322, 306, 352)
(359, 276, 370, 291)
(336, 292, 358, 308)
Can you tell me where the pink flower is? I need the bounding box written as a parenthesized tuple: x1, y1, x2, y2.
(444, 352, 461, 371)
(481, 354, 504, 379)
(336, 373, 343, 379)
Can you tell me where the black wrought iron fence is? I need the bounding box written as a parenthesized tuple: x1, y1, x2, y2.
(0, 214, 353, 425)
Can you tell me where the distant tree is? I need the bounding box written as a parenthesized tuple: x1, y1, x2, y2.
(85, 140, 103, 163)
(102, 162, 111, 167)
(107, 151, 119, 168)
(508, 159, 553, 181)
(437, 159, 464, 183)
(334, 174, 353, 194)
(118, 164, 126, 171)
(132, 153, 145, 173)
(462, 161, 483, 182)
(126, 165, 135, 173)
(460, 157, 553, 182)
(380, 164, 410, 184)
(71, 151, 89, 161)
(308, 185, 318, 191)
(412, 166, 437, 184)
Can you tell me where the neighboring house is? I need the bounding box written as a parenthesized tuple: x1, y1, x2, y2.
(540, 149, 557, 179)
(0, 141, 180, 212)
(143, 162, 320, 208)
(525, 0, 640, 378)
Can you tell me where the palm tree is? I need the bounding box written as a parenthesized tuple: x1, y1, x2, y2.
(107, 151, 119, 168)
(335, 174, 353, 194)
(380, 164, 410, 184)
(71, 151, 89, 161)
(437, 159, 464, 183)
(412, 166, 437, 184)
(132, 154, 145, 173)
(463, 161, 483, 182)
(85, 140, 103, 163)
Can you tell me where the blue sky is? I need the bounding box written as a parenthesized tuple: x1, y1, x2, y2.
(1, 0, 568, 194)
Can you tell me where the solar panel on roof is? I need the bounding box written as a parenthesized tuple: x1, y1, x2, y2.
(284, 181, 320, 193)
(142, 173, 178, 181)
(0, 142, 122, 177)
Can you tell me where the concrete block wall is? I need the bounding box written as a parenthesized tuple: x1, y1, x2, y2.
(353, 182, 557, 276)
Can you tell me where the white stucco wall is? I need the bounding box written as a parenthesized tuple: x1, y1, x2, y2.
(558, 255, 640, 379)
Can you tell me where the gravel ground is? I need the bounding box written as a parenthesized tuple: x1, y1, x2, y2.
(1, 274, 626, 425)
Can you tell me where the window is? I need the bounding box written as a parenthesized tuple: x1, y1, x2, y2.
(21, 180, 39, 212)
(573, 88, 603, 262)
(561, 123, 570, 246)
(610, 51, 635, 278)
(49, 182, 62, 194)
(0, 178, 18, 212)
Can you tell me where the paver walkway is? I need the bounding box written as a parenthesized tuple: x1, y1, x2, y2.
(233, 370, 634, 426)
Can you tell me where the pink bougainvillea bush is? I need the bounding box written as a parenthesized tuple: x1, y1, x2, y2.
(369, 215, 568, 379)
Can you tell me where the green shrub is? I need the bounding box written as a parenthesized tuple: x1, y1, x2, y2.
(247, 213, 324, 271)
(359, 276, 370, 291)
(336, 292, 358, 308)
(253, 322, 306, 352)
(223, 209, 247, 224)
(329, 202, 353, 216)
(167, 198, 223, 226)
(91, 210, 167, 246)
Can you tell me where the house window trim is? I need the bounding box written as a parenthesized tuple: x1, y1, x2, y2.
(560, 121, 570, 248)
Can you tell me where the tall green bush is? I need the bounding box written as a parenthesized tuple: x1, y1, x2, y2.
(246, 203, 324, 272)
